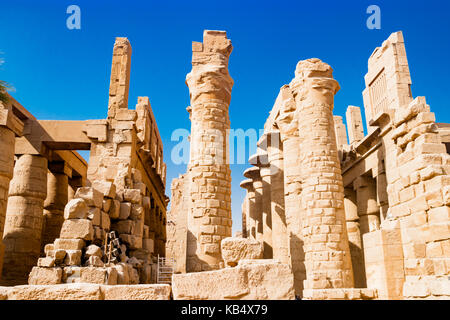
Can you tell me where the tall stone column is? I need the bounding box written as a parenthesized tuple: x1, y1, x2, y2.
(344, 187, 366, 288)
(0, 122, 16, 278)
(266, 130, 289, 264)
(240, 179, 256, 239)
(292, 59, 354, 291)
(244, 167, 263, 242)
(276, 85, 305, 296)
(185, 30, 233, 272)
(354, 176, 380, 235)
(41, 162, 71, 254)
(250, 153, 272, 257)
(1, 154, 47, 285)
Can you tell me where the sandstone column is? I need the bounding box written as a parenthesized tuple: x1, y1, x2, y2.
(292, 59, 354, 291)
(266, 130, 289, 264)
(354, 176, 380, 235)
(185, 30, 233, 272)
(344, 187, 366, 288)
(0, 109, 16, 278)
(240, 179, 256, 239)
(250, 152, 272, 257)
(1, 154, 48, 285)
(41, 162, 71, 254)
(275, 85, 305, 296)
(244, 167, 263, 242)
(107, 37, 132, 117)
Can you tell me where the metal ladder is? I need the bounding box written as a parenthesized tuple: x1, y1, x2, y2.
(157, 255, 175, 284)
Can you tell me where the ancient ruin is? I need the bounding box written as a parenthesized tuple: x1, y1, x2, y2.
(0, 30, 449, 300)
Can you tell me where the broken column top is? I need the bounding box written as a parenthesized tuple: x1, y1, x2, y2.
(294, 58, 334, 79)
(192, 30, 233, 55)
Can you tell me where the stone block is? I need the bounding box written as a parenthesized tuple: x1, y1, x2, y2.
(75, 187, 103, 208)
(7, 283, 102, 300)
(123, 189, 142, 204)
(101, 211, 111, 230)
(172, 260, 295, 300)
(64, 250, 82, 266)
(28, 267, 62, 285)
(87, 207, 101, 226)
(119, 202, 131, 220)
(80, 267, 108, 284)
(102, 199, 112, 213)
(60, 219, 94, 241)
(221, 237, 263, 267)
(92, 180, 116, 199)
(37, 257, 55, 268)
(54, 238, 85, 251)
(64, 198, 88, 220)
(112, 220, 135, 234)
(85, 245, 102, 258)
(110, 199, 120, 219)
(101, 284, 171, 300)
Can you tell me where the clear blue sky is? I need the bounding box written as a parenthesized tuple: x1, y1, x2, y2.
(1, 0, 450, 234)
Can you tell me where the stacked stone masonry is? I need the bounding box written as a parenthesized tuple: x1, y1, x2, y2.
(0, 29, 449, 300)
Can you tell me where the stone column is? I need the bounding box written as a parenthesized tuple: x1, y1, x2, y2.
(108, 37, 132, 117)
(239, 179, 254, 239)
(1, 154, 47, 285)
(346, 106, 364, 145)
(185, 30, 233, 272)
(0, 116, 16, 278)
(354, 176, 380, 235)
(275, 85, 305, 296)
(291, 58, 354, 291)
(266, 130, 289, 264)
(41, 162, 71, 254)
(251, 152, 272, 258)
(344, 187, 366, 288)
(244, 167, 263, 242)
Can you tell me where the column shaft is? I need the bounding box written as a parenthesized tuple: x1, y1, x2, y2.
(1, 154, 47, 285)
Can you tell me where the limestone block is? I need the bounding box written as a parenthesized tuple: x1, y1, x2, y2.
(88, 207, 101, 226)
(75, 187, 103, 208)
(92, 180, 116, 199)
(130, 203, 144, 220)
(102, 199, 112, 212)
(132, 168, 142, 183)
(54, 238, 85, 250)
(60, 219, 94, 241)
(87, 256, 104, 267)
(101, 284, 171, 300)
(80, 267, 109, 284)
(85, 245, 102, 259)
(64, 250, 82, 266)
(221, 237, 263, 267)
(37, 257, 55, 268)
(134, 182, 146, 195)
(120, 234, 142, 249)
(112, 263, 130, 285)
(112, 220, 135, 234)
(7, 283, 102, 300)
(123, 189, 142, 204)
(28, 267, 62, 285)
(119, 202, 131, 220)
(172, 260, 295, 300)
(64, 198, 88, 220)
(110, 199, 120, 219)
(101, 211, 111, 230)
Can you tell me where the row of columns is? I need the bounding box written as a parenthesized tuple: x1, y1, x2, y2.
(0, 153, 78, 285)
(241, 59, 361, 297)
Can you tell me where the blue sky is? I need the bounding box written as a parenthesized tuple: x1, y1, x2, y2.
(1, 0, 450, 234)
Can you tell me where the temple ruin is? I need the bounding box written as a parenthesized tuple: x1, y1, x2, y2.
(0, 30, 449, 300)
